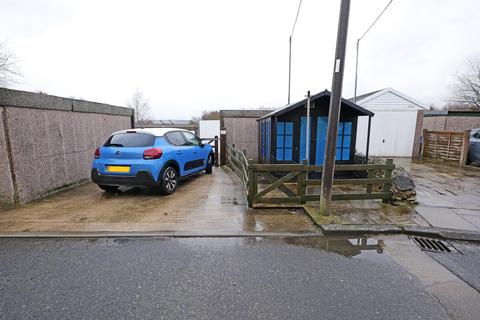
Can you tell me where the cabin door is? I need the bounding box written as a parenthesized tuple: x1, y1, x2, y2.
(314, 117, 353, 165)
(315, 117, 328, 165)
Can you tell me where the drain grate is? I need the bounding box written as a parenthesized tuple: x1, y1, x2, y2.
(409, 236, 459, 254)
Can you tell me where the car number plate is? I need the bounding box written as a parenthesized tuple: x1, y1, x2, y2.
(106, 165, 130, 173)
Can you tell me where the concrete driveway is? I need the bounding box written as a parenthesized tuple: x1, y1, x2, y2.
(0, 168, 315, 233)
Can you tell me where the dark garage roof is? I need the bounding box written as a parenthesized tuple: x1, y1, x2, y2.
(259, 90, 374, 120)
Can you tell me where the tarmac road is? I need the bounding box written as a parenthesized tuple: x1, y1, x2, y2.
(1, 235, 479, 320)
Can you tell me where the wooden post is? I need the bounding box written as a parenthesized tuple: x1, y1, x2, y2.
(214, 135, 219, 166)
(382, 158, 394, 203)
(297, 160, 308, 203)
(220, 128, 227, 166)
(366, 115, 372, 161)
(366, 169, 373, 194)
(446, 132, 451, 161)
(247, 161, 257, 207)
(420, 129, 427, 160)
(460, 129, 471, 165)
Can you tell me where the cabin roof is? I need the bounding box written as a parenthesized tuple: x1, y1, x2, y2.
(259, 90, 374, 120)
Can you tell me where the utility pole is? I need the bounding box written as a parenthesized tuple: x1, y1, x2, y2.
(319, 0, 351, 216)
(287, 0, 303, 105)
(354, 39, 360, 103)
(354, 0, 394, 102)
(288, 36, 292, 105)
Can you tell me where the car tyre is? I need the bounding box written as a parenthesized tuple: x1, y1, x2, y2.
(98, 185, 119, 192)
(205, 154, 214, 174)
(160, 166, 178, 195)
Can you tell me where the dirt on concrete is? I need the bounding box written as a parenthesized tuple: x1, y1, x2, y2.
(0, 167, 316, 233)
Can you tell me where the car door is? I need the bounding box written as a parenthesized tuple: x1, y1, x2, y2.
(164, 131, 194, 176)
(181, 131, 208, 171)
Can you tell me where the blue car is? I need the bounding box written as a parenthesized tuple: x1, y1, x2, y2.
(469, 128, 480, 164)
(91, 128, 214, 194)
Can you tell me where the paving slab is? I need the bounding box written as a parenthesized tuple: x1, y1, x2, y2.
(416, 206, 480, 231)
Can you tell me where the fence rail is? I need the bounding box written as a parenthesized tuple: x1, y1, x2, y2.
(226, 144, 250, 191)
(226, 144, 395, 207)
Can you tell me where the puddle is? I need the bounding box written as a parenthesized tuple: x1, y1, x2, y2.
(174, 235, 389, 261)
(283, 236, 385, 258)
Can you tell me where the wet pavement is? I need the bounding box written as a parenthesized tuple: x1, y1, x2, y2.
(303, 159, 480, 230)
(0, 168, 315, 233)
(398, 159, 480, 231)
(1, 235, 479, 319)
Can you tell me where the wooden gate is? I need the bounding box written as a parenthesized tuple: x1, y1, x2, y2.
(422, 129, 470, 164)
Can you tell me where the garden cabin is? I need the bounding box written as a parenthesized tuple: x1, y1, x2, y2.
(258, 90, 374, 165)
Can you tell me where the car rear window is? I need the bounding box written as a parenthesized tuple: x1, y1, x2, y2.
(104, 133, 155, 147)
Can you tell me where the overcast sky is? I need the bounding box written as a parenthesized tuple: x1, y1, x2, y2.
(1, 0, 479, 119)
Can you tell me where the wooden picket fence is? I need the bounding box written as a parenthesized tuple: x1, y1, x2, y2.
(226, 144, 395, 207)
(422, 129, 470, 164)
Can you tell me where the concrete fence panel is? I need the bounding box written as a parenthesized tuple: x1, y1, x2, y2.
(0, 88, 134, 204)
(0, 109, 15, 204)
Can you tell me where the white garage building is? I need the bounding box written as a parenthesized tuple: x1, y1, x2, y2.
(354, 88, 428, 157)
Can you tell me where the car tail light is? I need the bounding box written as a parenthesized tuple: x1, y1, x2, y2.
(143, 148, 163, 159)
(94, 148, 100, 159)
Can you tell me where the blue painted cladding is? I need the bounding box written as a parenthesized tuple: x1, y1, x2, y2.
(315, 117, 328, 165)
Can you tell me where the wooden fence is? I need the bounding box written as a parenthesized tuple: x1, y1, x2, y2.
(226, 144, 250, 191)
(226, 144, 395, 207)
(422, 129, 470, 164)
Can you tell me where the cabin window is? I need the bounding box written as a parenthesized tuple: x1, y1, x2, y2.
(336, 122, 352, 160)
(276, 122, 293, 161)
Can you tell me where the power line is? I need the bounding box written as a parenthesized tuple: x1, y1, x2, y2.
(358, 0, 394, 41)
(291, 0, 304, 37)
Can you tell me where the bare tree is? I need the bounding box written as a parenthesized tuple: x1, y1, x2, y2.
(451, 55, 480, 110)
(0, 40, 21, 87)
(127, 89, 150, 126)
(200, 110, 220, 120)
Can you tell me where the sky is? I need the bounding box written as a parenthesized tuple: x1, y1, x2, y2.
(1, 0, 480, 119)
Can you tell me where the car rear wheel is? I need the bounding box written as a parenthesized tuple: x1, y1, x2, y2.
(160, 166, 178, 195)
(205, 154, 213, 174)
(98, 185, 119, 192)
